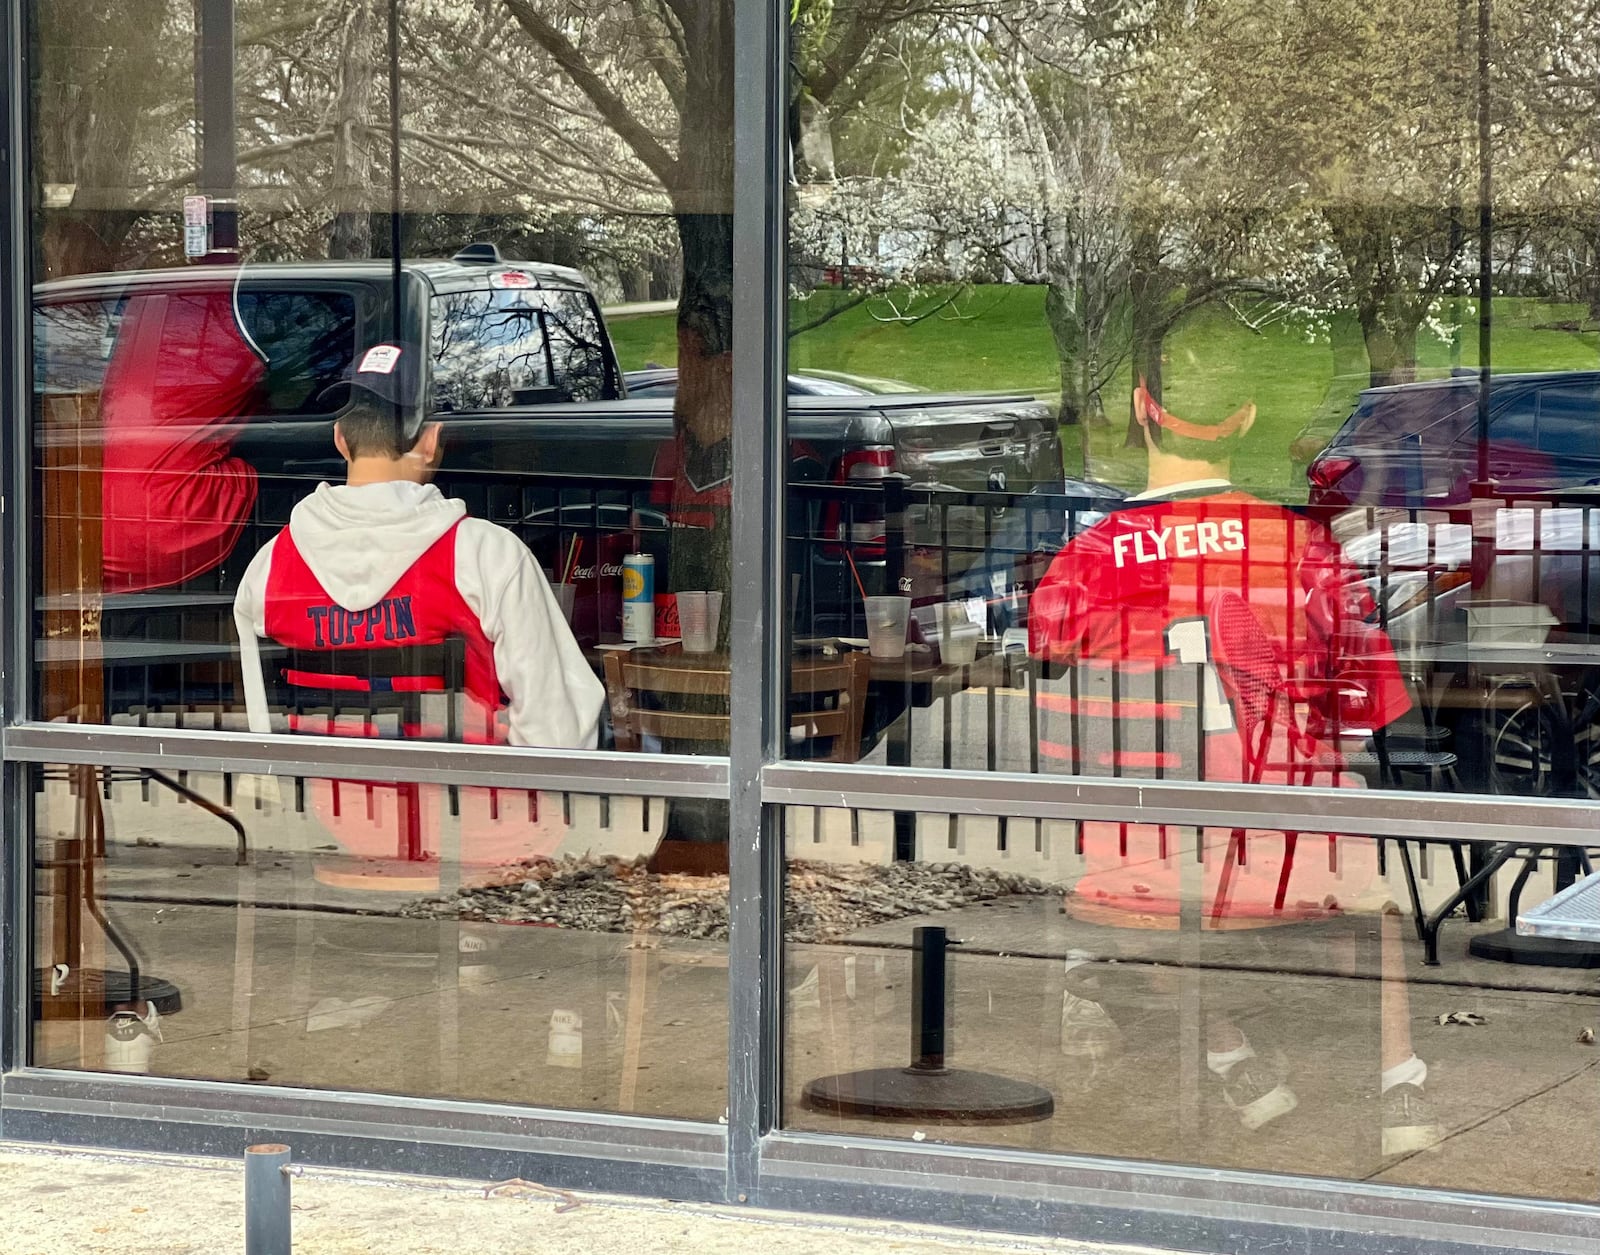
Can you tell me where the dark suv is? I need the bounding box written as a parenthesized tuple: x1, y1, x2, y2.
(1306, 371, 1600, 512)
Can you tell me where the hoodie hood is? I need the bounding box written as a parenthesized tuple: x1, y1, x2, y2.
(287, 481, 466, 612)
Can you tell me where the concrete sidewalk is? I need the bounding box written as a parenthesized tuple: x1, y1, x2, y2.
(0, 1142, 1167, 1255)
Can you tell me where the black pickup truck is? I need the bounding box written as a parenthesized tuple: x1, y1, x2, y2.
(33, 247, 1065, 660)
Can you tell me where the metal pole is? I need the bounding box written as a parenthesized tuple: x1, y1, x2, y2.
(244, 1143, 292, 1255)
(1472, 0, 1492, 489)
(387, 0, 404, 336)
(727, 0, 788, 1204)
(909, 926, 948, 1072)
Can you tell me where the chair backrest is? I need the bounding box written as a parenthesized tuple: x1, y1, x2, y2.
(269, 637, 468, 742)
(604, 650, 870, 762)
(1208, 590, 1298, 780)
(1207, 591, 1281, 734)
(788, 653, 871, 764)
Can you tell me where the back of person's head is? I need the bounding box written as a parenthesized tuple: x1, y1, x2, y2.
(336, 396, 415, 461)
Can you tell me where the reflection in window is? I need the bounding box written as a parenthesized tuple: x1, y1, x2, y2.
(235, 290, 357, 416)
(33, 298, 119, 396)
(430, 287, 614, 409)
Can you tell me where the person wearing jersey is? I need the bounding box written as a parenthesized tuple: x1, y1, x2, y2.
(1029, 380, 1438, 1155)
(233, 344, 605, 879)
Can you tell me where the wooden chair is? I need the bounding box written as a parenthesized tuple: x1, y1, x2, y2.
(603, 650, 870, 762)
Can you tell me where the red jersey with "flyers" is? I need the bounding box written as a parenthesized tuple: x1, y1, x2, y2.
(1028, 486, 1410, 927)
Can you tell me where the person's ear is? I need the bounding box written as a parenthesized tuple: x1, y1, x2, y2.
(415, 422, 444, 466)
(333, 422, 353, 463)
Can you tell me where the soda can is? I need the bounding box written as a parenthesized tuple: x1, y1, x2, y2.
(622, 553, 655, 644)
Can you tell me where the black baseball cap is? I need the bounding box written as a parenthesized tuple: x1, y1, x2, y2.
(344, 342, 427, 411)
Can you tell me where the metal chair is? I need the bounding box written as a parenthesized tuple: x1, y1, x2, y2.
(266, 638, 467, 878)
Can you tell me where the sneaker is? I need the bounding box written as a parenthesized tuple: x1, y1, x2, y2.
(103, 1004, 163, 1074)
(1217, 1052, 1298, 1130)
(1382, 1083, 1443, 1156)
(458, 929, 494, 987)
(1060, 990, 1122, 1063)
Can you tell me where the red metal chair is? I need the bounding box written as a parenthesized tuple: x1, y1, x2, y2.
(1206, 590, 1348, 921)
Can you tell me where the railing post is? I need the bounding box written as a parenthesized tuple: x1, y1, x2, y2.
(244, 1143, 292, 1255)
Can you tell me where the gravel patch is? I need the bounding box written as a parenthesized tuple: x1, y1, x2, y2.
(399, 856, 1061, 943)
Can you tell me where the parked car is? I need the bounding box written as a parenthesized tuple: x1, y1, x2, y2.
(622, 365, 922, 399)
(1304, 372, 1600, 797)
(1305, 370, 1600, 514)
(32, 246, 1065, 656)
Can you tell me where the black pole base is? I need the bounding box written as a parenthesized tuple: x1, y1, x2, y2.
(1467, 928, 1600, 968)
(801, 1066, 1055, 1124)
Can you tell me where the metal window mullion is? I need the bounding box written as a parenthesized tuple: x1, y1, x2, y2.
(4, 722, 728, 797)
(761, 761, 1600, 848)
(727, 0, 787, 1205)
(0, 0, 34, 1085)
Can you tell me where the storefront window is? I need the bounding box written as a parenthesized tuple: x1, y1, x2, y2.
(26, 0, 736, 1112)
(782, 805, 1599, 1200)
(33, 763, 726, 1116)
(778, 0, 1600, 1205)
(782, 0, 1600, 800)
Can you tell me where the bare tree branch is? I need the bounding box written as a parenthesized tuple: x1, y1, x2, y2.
(502, 0, 678, 188)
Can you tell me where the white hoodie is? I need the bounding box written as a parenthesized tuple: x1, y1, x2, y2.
(234, 480, 604, 749)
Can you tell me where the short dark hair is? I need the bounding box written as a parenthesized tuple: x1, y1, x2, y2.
(336, 396, 415, 460)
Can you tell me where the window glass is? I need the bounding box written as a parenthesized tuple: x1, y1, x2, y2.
(32, 762, 726, 1117)
(28, 0, 736, 1126)
(33, 299, 119, 397)
(29, 0, 734, 762)
(430, 287, 617, 409)
(782, 0, 1600, 798)
(1535, 383, 1600, 459)
(782, 805, 1600, 1203)
(236, 290, 358, 416)
(781, 0, 1600, 1197)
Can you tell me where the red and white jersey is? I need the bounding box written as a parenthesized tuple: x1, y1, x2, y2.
(235, 480, 604, 750)
(1030, 483, 1410, 747)
(1027, 482, 1410, 927)
(259, 518, 504, 738)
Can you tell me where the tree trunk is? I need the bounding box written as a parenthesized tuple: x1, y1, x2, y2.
(1044, 281, 1089, 479)
(1359, 303, 1419, 388)
(664, 0, 735, 604)
(1124, 223, 1165, 448)
(328, 0, 375, 260)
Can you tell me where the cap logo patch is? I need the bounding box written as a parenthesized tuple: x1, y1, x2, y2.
(357, 345, 402, 375)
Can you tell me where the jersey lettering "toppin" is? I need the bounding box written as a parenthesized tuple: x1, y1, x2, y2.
(262, 517, 504, 724)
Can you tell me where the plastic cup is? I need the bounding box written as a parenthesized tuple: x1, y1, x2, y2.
(864, 595, 911, 660)
(553, 583, 576, 624)
(679, 590, 724, 653)
(941, 620, 982, 666)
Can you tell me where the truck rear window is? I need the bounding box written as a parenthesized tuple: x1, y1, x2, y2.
(429, 287, 614, 409)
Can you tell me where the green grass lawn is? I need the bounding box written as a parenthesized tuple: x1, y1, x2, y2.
(607, 286, 1600, 504)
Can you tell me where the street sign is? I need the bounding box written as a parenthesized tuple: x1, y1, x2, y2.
(183, 195, 209, 257)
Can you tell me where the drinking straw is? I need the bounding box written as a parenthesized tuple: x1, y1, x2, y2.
(560, 535, 582, 585)
(844, 550, 869, 604)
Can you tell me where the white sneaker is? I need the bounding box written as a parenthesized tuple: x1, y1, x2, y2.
(1060, 990, 1122, 1062)
(1217, 1051, 1298, 1131)
(103, 1004, 163, 1074)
